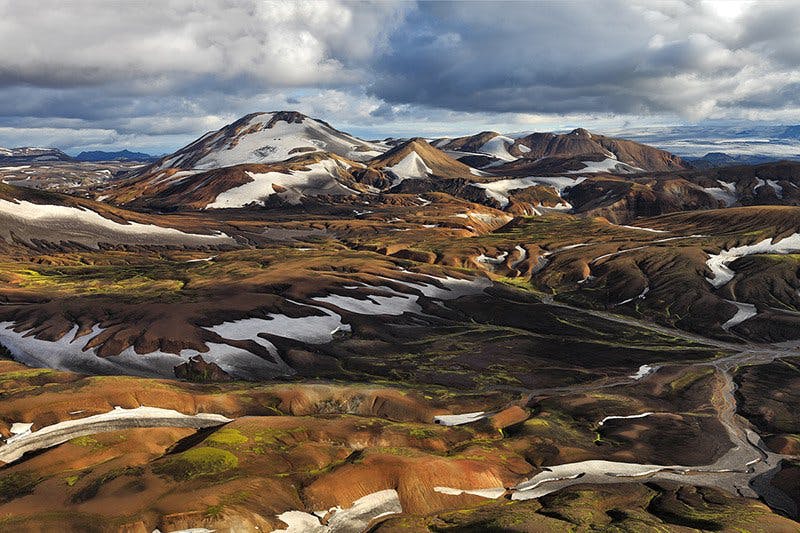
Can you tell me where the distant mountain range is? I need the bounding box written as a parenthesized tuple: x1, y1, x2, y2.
(74, 149, 158, 162)
(0, 146, 158, 164)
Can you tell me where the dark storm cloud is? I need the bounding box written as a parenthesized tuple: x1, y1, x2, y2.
(367, 1, 773, 118)
(0, 0, 799, 151)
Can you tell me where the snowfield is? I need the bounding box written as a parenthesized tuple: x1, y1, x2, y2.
(629, 364, 657, 380)
(704, 180, 738, 207)
(206, 305, 349, 352)
(433, 411, 487, 426)
(0, 406, 231, 463)
(313, 290, 422, 316)
(273, 489, 402, 533)
(478, 135, 516, 161)
(471, 176, 586, 208)
(567, 157, 643, 174)
(722, 300, 757, 330)
(0, 322, 293, 380)
(206, 158, 357, 208)
(0, 199, 234, 247)
(384, 151, 432, 187)
(706, 233, 800, 287)
(165, 112, 387, 170)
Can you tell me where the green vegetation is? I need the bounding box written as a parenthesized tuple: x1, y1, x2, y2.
(670, 367, 714, 393)
(70, 436, 104, 449)
(153, 447, 238, 481)
(205, 428, 248, 447)
(0, 472, 42, 503)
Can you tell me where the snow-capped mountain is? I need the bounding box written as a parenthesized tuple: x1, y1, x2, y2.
(438, 128, 688, 173)
(369, 138, 482, 186)
(0, 147, 73, 164)
(146, 111, 388, 173)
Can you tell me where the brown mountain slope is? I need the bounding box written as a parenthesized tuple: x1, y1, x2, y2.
(434, 131, 502, 153)
(100, 152, 362, 210)
(504, 128, 688, 172)
(0, 183, 235, 250)
(369, 138, 481, 180)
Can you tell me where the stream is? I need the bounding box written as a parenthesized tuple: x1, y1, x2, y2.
(442, 293, 800, 519)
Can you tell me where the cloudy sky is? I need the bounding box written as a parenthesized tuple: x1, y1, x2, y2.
(0, 0, 798, 153)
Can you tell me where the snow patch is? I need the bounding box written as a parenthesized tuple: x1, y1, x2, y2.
(567, 158, 642, 174)
(598, 412, 655, 427)
(704, 180, 737, 206)
(706, 233, 800, 287)
(722, 300, 757, 330)
(313, 287, 422, 316)
(629, 364, 657, 380)
(434, 486, 506, 499)
(206, 159, 356, 208)
(385, 151, 432, 187)
(0, 199, 234, 247)
(0, 406, 230, 463)
(434, 411, 486, 426)
(470, 176, 585, 208)
(478, 135, 516, 161)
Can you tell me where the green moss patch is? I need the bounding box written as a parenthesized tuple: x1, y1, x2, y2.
(153, 447, 238, 481)
(205, 428, 248, 447)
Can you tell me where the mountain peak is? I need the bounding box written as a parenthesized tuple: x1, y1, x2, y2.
(569, 128, 592, 138)
(142, 111, 387, 172)
(370, 137, 478, 179)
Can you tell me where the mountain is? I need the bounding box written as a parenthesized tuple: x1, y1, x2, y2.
(434, 131, 518, 162)
(684, 152, 782, 169)
(103, 152, 365, 210)
(369, 138, 482, 184)
(504, 128, 688, 172)
(780, 125, 800, 138)
(103, 138, 481, 210)
(74, 149, 157, 162)
(0, 147, 73, 164)
(438, 128, 688, 173)
(141, 110, 388, 174)
(0, 182, 234, 250)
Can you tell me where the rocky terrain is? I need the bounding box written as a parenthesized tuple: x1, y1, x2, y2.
(0, 111, 798, 532)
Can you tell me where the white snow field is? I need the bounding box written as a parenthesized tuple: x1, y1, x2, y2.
(384, 151, 433, 187)
(0, 322, 293, 380)
(272, 489, 402, 533)
(433, 411, 487, 426)
(162, 112, 386, 171)
(567, 157, 642, 174)
(478, 134, 516, 161)
(0, 199, 235, 248)
(704, 180, 738, 206)
(629, 364, 657, 380)
(0, 406, 231, 463)
(206, 158, 357, 208)
(706, 233, 800, 287)
(313, 290, 422, 316)
(470, 176, 586, 208)
(206, 305, 349, 352)
(722, 300, 757, 330)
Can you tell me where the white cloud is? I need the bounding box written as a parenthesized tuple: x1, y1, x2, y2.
(0, 0, 800, 152)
